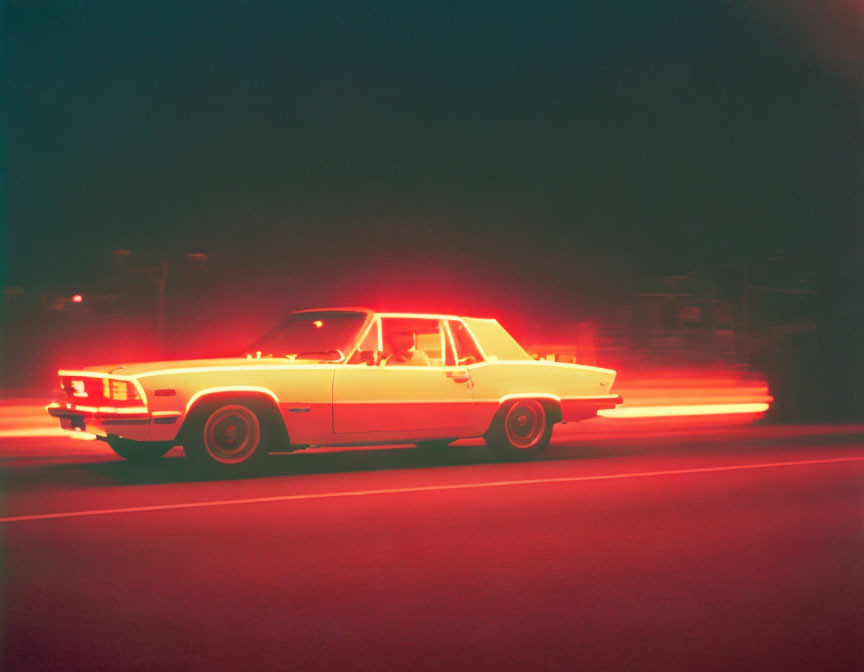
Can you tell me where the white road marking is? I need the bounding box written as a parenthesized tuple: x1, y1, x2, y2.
(1, 455, 863, 524)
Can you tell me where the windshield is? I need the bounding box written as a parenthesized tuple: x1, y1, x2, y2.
(246, 311, 367, 360)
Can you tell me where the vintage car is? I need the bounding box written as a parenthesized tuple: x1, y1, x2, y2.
(47, 309, 622, 475)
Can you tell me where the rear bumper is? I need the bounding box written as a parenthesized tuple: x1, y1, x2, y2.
(46, 403, 181, 441)
(560, 394, 623, 421)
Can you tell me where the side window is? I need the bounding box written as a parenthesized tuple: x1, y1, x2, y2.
(448, 321, 483, 365)
(379, 318, 452, 367)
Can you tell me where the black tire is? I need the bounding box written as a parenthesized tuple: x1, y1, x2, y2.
(107, 438, 173, 463)
(485, 399, 553, 462)
(183, 400, 271, 478)
(415, 439, 455, 450)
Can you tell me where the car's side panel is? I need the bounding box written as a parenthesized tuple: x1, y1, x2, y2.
(332, 365, 473, 435)
(463, 361, 617, 434)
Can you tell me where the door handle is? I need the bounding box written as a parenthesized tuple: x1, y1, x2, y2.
(447, 370, 471, 383)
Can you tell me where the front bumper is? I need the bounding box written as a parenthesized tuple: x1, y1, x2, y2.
(46, 403, 181, 441)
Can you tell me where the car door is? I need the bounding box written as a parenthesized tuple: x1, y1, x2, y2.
(332, 317, 473, 435)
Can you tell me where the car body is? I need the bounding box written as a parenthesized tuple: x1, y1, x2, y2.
(48, 308, 622, 473)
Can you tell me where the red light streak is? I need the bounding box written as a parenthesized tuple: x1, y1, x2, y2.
(599, 402, 771, 419)
(604, 368, 772, 422)
(69, 429, 98, 439)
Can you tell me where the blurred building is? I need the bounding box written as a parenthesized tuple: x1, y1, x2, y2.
(524, 253, 818, 371)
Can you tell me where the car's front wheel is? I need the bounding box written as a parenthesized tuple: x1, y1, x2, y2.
(183, 402, 270, 477)
(107, 438, 173, 463)
(485, 399, 553, 462)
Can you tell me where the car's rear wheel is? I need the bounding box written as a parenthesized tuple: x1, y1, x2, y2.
(485, 399, 553, 461)
(107, 438, 173, 463)
(184, 402, 270, 477)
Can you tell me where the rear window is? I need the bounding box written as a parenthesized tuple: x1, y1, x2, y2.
(448, 321, 484, 365)
(460, 318, 532, 361)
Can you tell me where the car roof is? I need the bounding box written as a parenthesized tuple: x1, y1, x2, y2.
(291, 307, 374, 315)
(291, 307, 491, 321)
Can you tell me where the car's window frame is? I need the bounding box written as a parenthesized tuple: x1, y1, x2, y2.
(346, 316, 460, 368)
(447, 318, 487, 364)
(354, 316, 382, 352)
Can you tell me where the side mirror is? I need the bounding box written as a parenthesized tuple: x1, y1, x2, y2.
(359, 350, 381, 366)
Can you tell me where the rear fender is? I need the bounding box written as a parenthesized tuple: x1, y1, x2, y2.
(486, 395, 563, 435)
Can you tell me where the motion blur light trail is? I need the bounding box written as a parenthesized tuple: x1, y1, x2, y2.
(604, 368, 772, 421)
(0, 400, 98, 440)
(0, 368, 773, 441)
(0, 428, 96, 439)
(599, 402, 771, 419)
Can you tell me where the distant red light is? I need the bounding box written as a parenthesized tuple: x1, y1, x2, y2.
(313, 320, 324, 328)
(71, 294, 83, 303)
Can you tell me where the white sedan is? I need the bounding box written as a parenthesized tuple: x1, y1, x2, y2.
(48, 309, 622, 475)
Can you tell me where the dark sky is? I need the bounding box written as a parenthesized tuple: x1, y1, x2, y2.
(4, 0, 863, 317)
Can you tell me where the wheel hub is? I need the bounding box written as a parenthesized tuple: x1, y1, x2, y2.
(504, 400, 545, 449)
(203, 405, 261, 463)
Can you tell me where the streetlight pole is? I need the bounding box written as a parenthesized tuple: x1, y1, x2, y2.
(113, 250, 206, 354)
(156, 258, 169, 350)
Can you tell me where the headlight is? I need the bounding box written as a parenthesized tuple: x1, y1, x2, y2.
(61, 375, 145, 408)
(102, 378, 141, 402)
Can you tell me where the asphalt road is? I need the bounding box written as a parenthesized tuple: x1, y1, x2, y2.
(2, 423, 863, 671)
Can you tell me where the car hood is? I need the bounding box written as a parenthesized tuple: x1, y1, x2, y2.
(80, 357, 336, 377)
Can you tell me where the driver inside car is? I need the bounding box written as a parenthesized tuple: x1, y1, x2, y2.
(382, 331, 431, 367)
